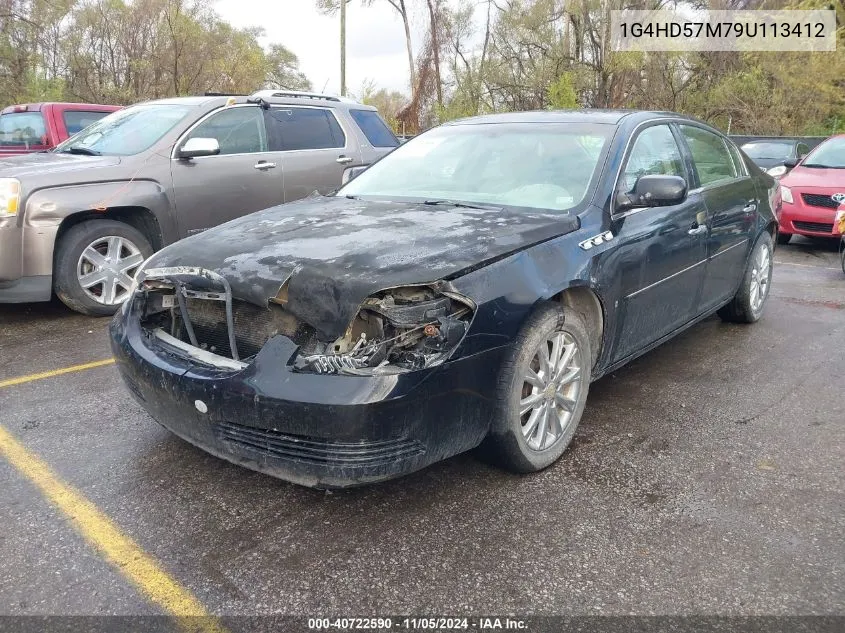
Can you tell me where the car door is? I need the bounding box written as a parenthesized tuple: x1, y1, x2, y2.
(171, 104, 284, 236)
(264, 106, 360, 202)
(679, 125, 758, 312)
(607, 123, 709, 362)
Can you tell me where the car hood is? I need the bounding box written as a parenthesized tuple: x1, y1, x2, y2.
(781, 166, 845, 190)
(0, 152, 121, 178)
(146, 195, 580, 341)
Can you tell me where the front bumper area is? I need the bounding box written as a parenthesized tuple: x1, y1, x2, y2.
(0, 220, 54, 302)
(110, 313, 504, 488)
(779, 196, 838, 238)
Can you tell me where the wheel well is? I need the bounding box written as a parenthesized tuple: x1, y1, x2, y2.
(766, 220, 778, 240)
(55, 207, 163, 252)
(551, 286, 604, 369)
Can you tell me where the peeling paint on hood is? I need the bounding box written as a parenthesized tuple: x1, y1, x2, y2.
(146, 195, 579, 340)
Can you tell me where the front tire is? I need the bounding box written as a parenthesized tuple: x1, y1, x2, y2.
(54, 220, 152, 316)
(485, 304, 592, 473)
(718, 231, 773, 324)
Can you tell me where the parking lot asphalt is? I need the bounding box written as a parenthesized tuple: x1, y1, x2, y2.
(0, 236, 843, 625)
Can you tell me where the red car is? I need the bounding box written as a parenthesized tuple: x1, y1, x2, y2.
(776, 134, 845, 244)
(0, 102, 121, 157)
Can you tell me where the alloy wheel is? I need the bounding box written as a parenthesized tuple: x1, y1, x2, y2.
(749, 244, 771, 313)
(76, 235, 144, 305)
(519, 331, 582, 452)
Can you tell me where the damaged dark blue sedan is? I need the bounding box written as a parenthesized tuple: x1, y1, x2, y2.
(110, 111, 778, 488)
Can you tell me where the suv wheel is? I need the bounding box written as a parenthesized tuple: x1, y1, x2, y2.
(484, 304, 591, 473)
(54, 220, 152, 316)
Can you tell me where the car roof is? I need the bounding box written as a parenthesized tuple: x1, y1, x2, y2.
(445, 109, 699, 127)
(0, 102, 121, 114)
(134, 92, 376, 111)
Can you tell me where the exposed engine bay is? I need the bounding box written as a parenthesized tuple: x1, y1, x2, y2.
(292, 284, 474, 375)
(133, 268, 474, 376)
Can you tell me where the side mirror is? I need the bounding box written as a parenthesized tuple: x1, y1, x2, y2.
(783, 157, 800, 169)
(616, 174, 687, 211)
(177, 137, 220, 159)
(341, 164, 368, 185)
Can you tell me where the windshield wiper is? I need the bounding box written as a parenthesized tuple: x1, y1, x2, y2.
(60, 146, 101, 156)
(800, 163, 844, 169)
(422, 199, 500, 210)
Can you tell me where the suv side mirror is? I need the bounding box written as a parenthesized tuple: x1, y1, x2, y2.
(178, 137, 220, 159)
(783, 157, 800, 169)
(616, 174, 687, 211)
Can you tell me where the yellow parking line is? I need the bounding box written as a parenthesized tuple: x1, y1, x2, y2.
(0, 424, 227, 633)
(0, 358, 115, 389)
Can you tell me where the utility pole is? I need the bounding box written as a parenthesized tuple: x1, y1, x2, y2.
(340, 0, 347, 96)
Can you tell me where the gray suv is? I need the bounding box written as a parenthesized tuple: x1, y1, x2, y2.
(0, 90, 398, 314)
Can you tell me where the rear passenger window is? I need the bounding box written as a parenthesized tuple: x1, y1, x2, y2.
(681, 125, 737, 186)
(266, 107, 345, 151)
(349, 109, 399, 148)
(621, 124, 685, 191)
(63, 111, 110, 135)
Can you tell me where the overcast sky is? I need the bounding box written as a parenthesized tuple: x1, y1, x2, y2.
(214, 0, 441, 97)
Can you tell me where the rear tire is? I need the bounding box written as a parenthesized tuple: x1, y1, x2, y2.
(776, 231, 791, 245)
(718, 231, 773, 324)
(484, 303, 592, 473)
(54, 220, 152, 316)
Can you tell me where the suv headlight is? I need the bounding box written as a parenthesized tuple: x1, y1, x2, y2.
(0, 178, 21, 217)
(780, 185, 793, 204)
(292, 283, 475, 375)
(767, 165, 787, 178)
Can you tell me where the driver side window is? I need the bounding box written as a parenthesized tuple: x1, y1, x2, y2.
(186, 106, 268, 155)
(622, 125, 685, 192)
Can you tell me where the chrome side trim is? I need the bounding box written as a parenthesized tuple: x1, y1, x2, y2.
(626, 258, 708, 299)
(153, 329, 248, 371)
(711, 238, 749, 259)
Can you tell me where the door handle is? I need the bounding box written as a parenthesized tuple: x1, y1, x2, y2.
(336, 155, 354, 165)
(688, 224, 708, 236)
(254, 161, 276, 170)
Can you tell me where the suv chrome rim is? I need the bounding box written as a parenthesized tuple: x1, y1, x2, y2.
(519, 331, 582, 451)
(77, 236, 144, 305)
(750, 244, 771, 313)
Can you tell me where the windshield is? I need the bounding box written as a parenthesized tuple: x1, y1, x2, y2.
(0, 112, 47, 148)
(799, 137, 845, 168)
(741, 141, 793, 160)
(339, 122, 614, 212)
(54, 104, 194, 156)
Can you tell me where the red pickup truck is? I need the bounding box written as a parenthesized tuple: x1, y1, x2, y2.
(0, 102, 121, 156)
